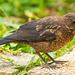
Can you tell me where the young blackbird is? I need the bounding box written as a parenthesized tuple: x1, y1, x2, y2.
(0, 13, 75, 68)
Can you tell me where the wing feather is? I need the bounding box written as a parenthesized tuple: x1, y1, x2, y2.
(9, 17, 61, 42)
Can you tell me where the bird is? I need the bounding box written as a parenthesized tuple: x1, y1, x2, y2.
(0, 13, 75, 68)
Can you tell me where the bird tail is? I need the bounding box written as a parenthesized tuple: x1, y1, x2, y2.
(0, 37, 14, 45)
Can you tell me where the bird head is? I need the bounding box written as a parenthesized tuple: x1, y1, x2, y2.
(64, 13, 75, 30)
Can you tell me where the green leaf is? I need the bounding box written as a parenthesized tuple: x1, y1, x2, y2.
(11, 72, 16, 75)
(18, 70, 27, 75)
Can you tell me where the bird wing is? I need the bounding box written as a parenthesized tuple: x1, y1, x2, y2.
(9, 17, 61, 42)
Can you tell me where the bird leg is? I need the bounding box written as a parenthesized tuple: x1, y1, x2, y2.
(45, 53, 55, 62)
(45, 53, 67, 64)
(36, 52, 51, 69)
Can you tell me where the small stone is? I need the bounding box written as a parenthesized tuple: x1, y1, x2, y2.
(0, 53, 38, 75)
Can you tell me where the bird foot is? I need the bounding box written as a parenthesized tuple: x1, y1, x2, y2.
(40, 60, 68, 69)
(48, 60, 68, 65)
(54, 60, 68, 64)
(40, 64, 61, 69)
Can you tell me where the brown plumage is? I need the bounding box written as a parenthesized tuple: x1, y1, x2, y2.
(0, 13, 75, 68)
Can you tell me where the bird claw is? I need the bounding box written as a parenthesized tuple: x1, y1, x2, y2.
(40, 63, 52, 69)
(41, 60, 68, 69)
(40, 64, 61, 69)
(48, 60, 68, 65)
(54, 60, 68, 64)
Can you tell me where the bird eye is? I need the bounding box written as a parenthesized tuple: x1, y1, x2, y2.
(72, 21, 75, 24)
